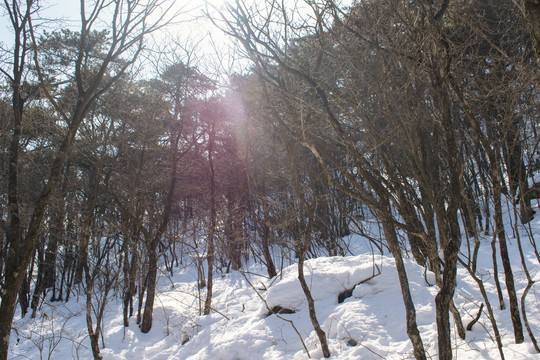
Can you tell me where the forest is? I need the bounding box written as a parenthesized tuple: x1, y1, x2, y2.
(0, 0, 539, 359)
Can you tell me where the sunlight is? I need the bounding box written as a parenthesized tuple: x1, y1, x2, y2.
(1, 1, 538, 359)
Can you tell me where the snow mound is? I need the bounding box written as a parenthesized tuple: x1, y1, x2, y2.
(9, 234, 540, 360)
(260, 254, 440, 359)
(263, 255, 384, 313)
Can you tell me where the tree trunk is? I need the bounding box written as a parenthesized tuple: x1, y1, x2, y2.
(0, 268, 22, 360)
(0, 111, 83, 360)
(380, 212, 427, 360)
(140, 125, 181, 330)
(298, 247, 331, 358)
(204, 120, 217, 315)
(19, 253, 35, 318)
(140, 244, 158, 333)
(85, 266, 102, 360)
(511, 205, 540, 352)
(435, 215, 461, 360)
(493, 170, 524, 343)
(31, 195, 65, 316)
(457, 256, 505, 360)
(203, 187, 216, 315)
(124, 245, 138, 327)
(1, 9, 26, 353)
(517, 0, 540, 61)
(490, 232, 506, 310)
(261, 190, 277, 278)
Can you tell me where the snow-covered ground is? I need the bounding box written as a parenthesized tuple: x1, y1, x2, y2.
(7, 205, 540, 359)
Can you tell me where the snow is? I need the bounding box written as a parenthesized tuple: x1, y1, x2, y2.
(7, 206, 540, 359)
(264, 256, 382, 313)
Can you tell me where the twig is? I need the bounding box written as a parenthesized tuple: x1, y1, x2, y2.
(161, 289, 230, 321)
(330, 316, 387, 359)
(466, 303, 484, 331)
(239, 270, 311, 358)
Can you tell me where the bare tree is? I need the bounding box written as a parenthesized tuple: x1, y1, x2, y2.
(515, 0, 540, 60)
(0, 1, 173, 358)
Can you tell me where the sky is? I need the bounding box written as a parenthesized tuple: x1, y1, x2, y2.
(0, 0, 249, 78)
(0, 0, 347, 79)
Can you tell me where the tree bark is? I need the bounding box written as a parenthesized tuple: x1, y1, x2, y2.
(31, 191, 66, 316)
(141, 140, 181, 331)
(140, 244, 158, 332)
(124, 244, 138, 327)
(457, 257, 505, 360)
(493, 168, 524, 344)
(0, 101, 86, 360)
(517, 0, 540, 61)
(435, 219, 461, 360)
(0, 0, 168, 352)
(204, 119, 217, 315)
(139, 80, 187, 328)
(85, 267, 103, 360)
(0, 1, 31, 355)
(297, 248, 331, 358)
(380, 212, 427, 360)
(260, 188, 277, 278)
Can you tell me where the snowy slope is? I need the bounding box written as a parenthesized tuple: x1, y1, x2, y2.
(8, 210, 540, 359)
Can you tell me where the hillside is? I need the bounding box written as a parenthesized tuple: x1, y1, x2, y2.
(8, 211, 540, 359)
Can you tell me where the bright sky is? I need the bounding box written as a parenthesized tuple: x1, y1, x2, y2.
(0, 0, 249, 78)
(0, 0, 345, 79)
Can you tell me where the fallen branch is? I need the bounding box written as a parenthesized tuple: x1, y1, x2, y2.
(337, 265, 381, 303)
(239, 270, 311, 358)
(466, 303, 484, 331)
(161, 289, 230, 320)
